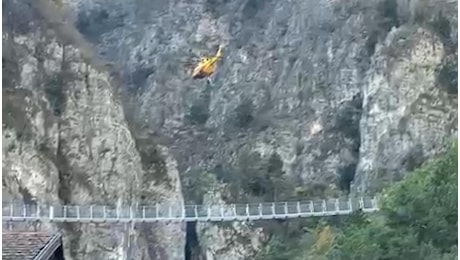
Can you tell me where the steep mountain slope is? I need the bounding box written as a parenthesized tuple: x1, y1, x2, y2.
(69, 0, 457, 258)
(70, 0, 457, 196)
(2, 0, 457, 259)
(3, 0, 184, 259)
(356, 25, 457, 193)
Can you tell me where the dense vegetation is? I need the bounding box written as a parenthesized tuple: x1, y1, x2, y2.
(257, 140, 457, 260)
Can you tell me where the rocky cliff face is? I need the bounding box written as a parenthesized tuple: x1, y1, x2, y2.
(196, 177, 266, 260)
(3, 0, 457, 259)
(3, 0, 185, 259)
(355, 25, 457, 193)
(70, 0, 457, 193)
(70, 0, 457, 257)
(76, 0, 368, 187)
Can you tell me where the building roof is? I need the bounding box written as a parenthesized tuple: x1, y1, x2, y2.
(2, 231, 62, 260)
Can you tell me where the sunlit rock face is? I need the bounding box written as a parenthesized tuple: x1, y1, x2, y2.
(355, 26, 457, 193)
(3, 1, 185, 259)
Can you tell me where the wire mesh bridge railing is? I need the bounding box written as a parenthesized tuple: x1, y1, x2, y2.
(2, 197, 378, 223)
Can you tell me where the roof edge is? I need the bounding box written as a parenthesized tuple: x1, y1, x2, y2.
(33, 232, 63, 260)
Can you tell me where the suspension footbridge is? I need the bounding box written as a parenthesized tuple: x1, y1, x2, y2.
(2, 197, 378, 223)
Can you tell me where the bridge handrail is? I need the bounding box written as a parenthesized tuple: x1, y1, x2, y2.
(2, 197, 379, 222)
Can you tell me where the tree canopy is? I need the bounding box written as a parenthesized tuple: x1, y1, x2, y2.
(257, 140, 458, 260)
(326, 140, 458, 260)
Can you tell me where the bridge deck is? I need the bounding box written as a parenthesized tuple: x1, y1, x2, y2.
(2, 197, 378, 223)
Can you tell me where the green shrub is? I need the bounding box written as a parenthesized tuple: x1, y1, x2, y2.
(430, 11, 451, 44)
(365, 0, 400, 56)
(182, 170, 216, 204)
(3, 90, 35, 141)
(377, 0, 400, 31)
(187, 103, 210, 125)
(215, 150, 295, 202)
(186, 85, 212, 125)
(437, 57, 457, 94)
(326, 140, 458, 259)
(254, 141, 457, 260)
(255, 219, 317, 260)
(234, 98, 254, 128)
(44, 73, 66, 116)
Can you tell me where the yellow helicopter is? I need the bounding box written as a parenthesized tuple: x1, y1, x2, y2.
(190, 45, 223, 84)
